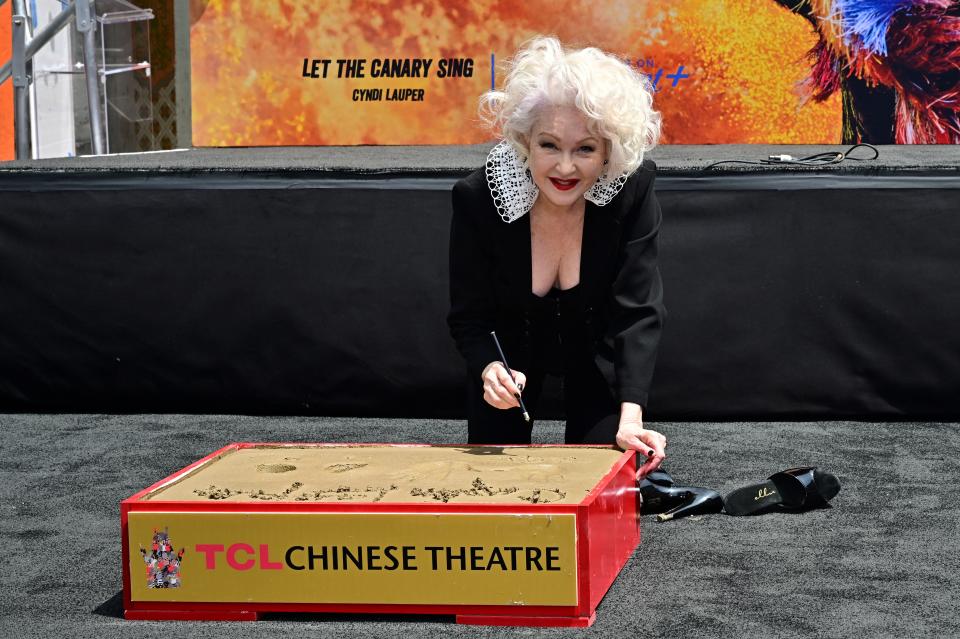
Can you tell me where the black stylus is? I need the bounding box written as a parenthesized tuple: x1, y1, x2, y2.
(490, 331, 530, 422)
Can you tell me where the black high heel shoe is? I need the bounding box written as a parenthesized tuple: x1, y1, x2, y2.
(723, 466, 840, 516)
(639, 470, 724, 522)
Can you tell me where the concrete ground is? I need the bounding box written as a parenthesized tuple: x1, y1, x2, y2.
(1, 415, 957, 638)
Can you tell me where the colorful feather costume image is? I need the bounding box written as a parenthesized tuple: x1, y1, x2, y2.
(774, 0, 960, 143)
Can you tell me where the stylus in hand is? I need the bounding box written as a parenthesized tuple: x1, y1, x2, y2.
(489, 331, 530, 423)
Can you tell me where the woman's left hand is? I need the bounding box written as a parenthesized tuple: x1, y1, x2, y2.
(616, 418, 666, 479)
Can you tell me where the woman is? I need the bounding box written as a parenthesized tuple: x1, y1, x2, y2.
(448, 36, 666, 476)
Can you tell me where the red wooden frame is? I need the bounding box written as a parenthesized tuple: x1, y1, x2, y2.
(122, 443, 640, 627)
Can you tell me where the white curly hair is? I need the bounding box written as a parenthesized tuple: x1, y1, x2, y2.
(480, 36, 661, 178)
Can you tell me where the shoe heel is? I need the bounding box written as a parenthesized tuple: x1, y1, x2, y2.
(656, 489, 724, 521)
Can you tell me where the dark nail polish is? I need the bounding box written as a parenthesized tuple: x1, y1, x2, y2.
(646, 449, 655, 457)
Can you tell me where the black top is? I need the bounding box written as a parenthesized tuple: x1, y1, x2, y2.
(447, 161, 666, 407)
(528, 284, 593, 376)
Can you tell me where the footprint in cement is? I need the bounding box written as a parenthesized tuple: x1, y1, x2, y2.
(326, 463, 368, 473)
(256, 463, 297, 473)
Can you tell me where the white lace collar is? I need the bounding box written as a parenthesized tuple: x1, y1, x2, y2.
(485, 140, 538, 223)
(484, 139, 630, 224)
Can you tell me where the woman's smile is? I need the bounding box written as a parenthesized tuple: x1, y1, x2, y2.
(549, 177, 580, 191)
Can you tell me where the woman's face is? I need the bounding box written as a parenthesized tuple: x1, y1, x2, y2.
(526, 105, 608, 211)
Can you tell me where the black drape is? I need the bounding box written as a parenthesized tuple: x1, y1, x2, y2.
(1, 173, 958, 418)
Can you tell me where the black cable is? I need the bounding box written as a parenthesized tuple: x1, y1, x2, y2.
(701, 143, 879, 171)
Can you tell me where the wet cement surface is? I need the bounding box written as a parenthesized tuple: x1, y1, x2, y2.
(146, 444, 622, 504)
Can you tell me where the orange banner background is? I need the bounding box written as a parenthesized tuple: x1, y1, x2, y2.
(0, 0, 846, 160)
(189, 0, 842, 147)
(1, 2, 13, 161)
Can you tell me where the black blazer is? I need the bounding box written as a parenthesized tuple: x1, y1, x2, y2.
(447, 160, 665, 407)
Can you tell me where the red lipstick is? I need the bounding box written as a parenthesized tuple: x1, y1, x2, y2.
(550, 178, 579, 191)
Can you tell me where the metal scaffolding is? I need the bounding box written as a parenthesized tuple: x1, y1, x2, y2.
(1, 0, 106, 158)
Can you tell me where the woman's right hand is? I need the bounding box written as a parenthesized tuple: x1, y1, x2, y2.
(481, 362, 527, 409)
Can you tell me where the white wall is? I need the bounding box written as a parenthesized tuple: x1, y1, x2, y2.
(29, 0, 77, 159)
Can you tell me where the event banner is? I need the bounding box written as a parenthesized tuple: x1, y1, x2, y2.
(190, 0, 847, 146)
(128, 511, 578, 605)
(3, 0, 957, 159)
(189, 0, 960, 146)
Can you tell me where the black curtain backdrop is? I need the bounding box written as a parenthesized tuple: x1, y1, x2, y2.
(1, 173, 958, 418)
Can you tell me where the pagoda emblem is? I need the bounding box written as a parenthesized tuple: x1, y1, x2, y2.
(139, 527, 185, 588)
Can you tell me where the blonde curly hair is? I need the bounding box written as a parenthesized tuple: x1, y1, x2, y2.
(480, 36, 661, 178)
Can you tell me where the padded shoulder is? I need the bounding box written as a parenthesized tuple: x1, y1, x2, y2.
(452, 167, 490, 199)
(630, 159, 657, 191)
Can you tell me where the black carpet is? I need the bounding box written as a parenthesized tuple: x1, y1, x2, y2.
(1, 415, 957, 638)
